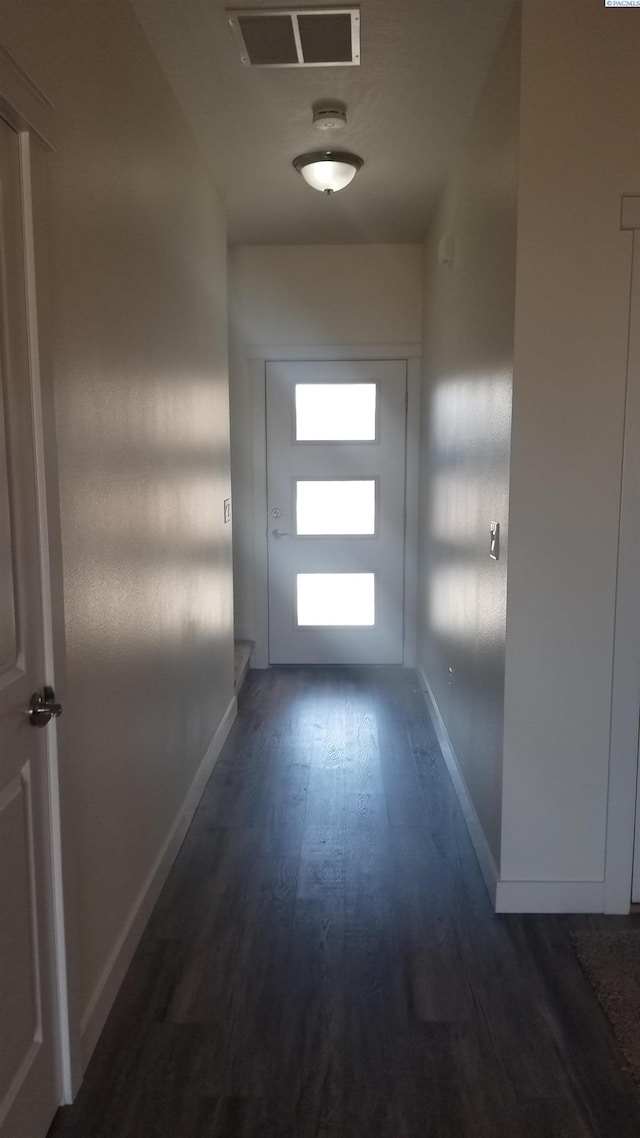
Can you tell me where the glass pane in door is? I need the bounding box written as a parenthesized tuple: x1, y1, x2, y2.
(295, 383, 377, 441)
(296, 480, 376, 535)
(296, 573, 375, 626)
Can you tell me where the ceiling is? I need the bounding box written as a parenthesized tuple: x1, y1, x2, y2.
(131, 0, 514, 246)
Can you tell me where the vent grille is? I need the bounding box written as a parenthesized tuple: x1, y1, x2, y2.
(227, 7, 360, 68)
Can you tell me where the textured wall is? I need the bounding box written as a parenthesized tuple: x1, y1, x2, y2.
(0, 0, 234, 1021)
(502, 0, 640, 883)
(418, 7, 520, 865)
(228, 243, 423, 641)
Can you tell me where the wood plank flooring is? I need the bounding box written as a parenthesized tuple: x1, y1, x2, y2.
(48, 667, 640, 1138)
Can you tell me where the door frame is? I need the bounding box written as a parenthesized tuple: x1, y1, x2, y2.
(249, 344, 422, 669)
(0, 45, 81, 1100)
(604, 195, 640, 913)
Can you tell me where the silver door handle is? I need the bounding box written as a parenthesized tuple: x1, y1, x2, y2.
(271, 528, 291, 539)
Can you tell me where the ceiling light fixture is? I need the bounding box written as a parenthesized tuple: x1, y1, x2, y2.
(293, 149, 364, 194)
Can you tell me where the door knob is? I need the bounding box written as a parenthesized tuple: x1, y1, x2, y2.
(271, 528, 291, 539)
(29, 686, 62, 728)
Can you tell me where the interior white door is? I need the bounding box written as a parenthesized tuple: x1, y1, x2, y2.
(266, 360, 407, 664)
(0, 118, 60, 1137)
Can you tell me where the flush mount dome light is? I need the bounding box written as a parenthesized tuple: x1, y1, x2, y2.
(293, 150, 363, 195)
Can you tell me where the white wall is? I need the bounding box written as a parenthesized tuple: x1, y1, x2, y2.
(228, 244, 423, 642)
(0, 0, 235, 1058)
(417, 6, 520, 866)
(501, 0, 640, 889)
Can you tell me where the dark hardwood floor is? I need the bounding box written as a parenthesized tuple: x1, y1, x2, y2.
(48, 667, 640, 1137)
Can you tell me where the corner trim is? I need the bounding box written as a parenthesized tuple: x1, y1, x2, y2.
(416, 667, 499, 907)
(79, 695, 237, 1068)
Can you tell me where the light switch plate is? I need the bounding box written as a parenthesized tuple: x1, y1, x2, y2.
(490, 521, 499, 560)
(224, 498, 231, 524)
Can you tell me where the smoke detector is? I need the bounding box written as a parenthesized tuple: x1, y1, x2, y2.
(312, 101, 347, 131)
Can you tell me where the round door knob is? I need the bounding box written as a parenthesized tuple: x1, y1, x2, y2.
(29, 686, 62, 728)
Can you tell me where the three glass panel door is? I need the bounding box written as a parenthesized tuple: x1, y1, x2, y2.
(266, 360, 407, 664)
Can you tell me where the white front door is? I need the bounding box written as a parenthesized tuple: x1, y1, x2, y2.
(266, 360, 407, 665)
(0, 117, 60, 1138)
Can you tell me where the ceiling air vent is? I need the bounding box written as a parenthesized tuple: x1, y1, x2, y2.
(227, 7, 360, 68)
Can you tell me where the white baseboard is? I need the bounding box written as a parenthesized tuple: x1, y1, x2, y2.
(416, 668, 499, 907)
(80, 694, 237, 1068)
(495, 879, 604, 913)
(417, 667, 607, 915)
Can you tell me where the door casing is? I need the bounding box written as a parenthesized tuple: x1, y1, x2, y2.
(604, 196, 640, 913)
(248, 345, 422, 670)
